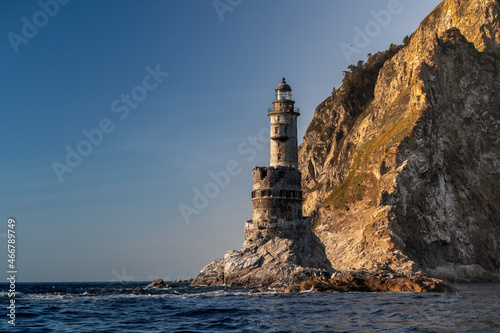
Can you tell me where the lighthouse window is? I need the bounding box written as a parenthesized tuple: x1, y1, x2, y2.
(277, 91, 292, 100)
(278, 153, 282, 160)
(277, 116, 281, 122)
(275, 126, 279, 134)
(277, 141, 282, 147)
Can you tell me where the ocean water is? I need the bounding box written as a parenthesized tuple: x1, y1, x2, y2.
(0, 282, 499, 332)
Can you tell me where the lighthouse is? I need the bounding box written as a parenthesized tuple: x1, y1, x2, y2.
(244, 78, 311, 248)
(269, 78, 300, 169)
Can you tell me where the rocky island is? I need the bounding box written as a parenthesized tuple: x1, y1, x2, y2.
(192, 0, 500, 292)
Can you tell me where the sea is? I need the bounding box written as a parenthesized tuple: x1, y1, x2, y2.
(0, 282, 499, 332)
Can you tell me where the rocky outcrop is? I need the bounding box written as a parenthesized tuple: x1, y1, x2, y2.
(173, 278, 193, 283)
(192, 234, 333, 287)
(299, 0, 500, 281)
(224, 235, 332, 286)
(146, 279, 166, 288)
(257, 270, 454, 293)
(191, 259, 224, 287)
(325, 271, 453, 292)
(192, 234, 455, 292)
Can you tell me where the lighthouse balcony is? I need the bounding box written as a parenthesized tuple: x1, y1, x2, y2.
(252, 189, 303, 200)
(270, 134, 289, 140)
(267, 107, 300, 115)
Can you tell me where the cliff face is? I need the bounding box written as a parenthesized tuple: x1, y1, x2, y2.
(300, 0, 500, 281)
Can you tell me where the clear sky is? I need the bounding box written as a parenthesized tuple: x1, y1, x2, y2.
(1, 0, 442, 282)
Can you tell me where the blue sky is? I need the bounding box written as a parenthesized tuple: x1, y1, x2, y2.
(1, 0, 442, 282)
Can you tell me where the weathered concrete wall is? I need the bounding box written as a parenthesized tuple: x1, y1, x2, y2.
(244, 218, 312, 255)
(269, 98, 299, 169)
(250, 166, 303, 225)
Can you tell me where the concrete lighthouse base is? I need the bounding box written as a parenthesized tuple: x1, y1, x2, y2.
(244, 218, 312, 256)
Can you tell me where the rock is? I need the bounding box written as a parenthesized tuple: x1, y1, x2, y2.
(192, 235, 334, 287)
(299, 0, 500, 282)
(291, 271, 455, 293)
(146, 279, 166, 288)
(250, 287, 267, 293)
(223, 236, 334, 287)
(278, 285, 301, 293)
(253, 270, 454, 293)
(191, 259, 225, 286)
(173, 278, 182, 283)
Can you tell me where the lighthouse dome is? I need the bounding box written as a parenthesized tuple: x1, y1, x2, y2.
(276, 77, 291, 91)
(275, 78, 292, 100)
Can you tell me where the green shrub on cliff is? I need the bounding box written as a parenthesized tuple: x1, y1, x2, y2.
(339, 43, 403, 114)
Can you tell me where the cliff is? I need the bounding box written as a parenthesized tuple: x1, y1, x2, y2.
(300, 0, 500, 282)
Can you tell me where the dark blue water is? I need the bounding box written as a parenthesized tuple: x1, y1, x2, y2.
(0, 282, 499, 332)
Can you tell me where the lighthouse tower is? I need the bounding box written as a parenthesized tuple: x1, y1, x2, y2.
(244, 78, 311, 248)
(269, 78, 300, 169)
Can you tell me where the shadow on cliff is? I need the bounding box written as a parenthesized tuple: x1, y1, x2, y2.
(308, 233, 336, 273)
(384, 28, 500, 281)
